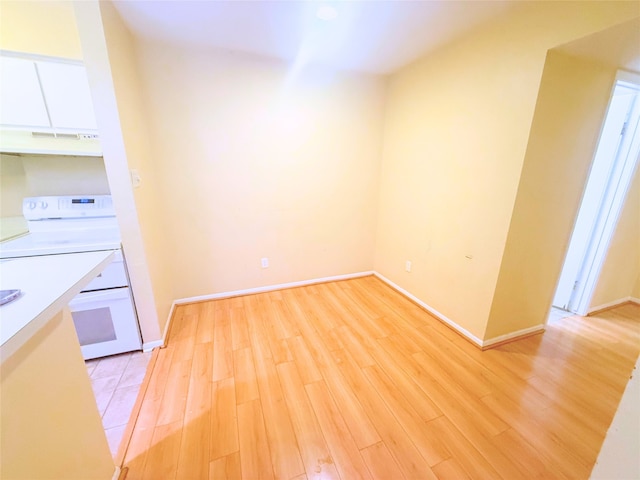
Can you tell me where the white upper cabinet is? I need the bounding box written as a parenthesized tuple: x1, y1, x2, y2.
(0, 56, 50, 128)
(37, 61, 98, 131)
(0, 54, 97, 133)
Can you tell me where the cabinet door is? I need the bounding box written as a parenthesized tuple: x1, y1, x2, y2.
(37, 61, 98, 131)
(0, 56, 50, 128)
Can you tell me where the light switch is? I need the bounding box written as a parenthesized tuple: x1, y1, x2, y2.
(130, 169, 141, 188)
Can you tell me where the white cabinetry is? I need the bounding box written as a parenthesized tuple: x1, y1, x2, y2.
(0, 56, 50, 128)
(0, 53, 97, 133)
(37, 62, 98, 131)
(0, 53, 101, 155)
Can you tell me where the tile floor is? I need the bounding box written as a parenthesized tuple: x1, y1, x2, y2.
(85, 350, 152, 457)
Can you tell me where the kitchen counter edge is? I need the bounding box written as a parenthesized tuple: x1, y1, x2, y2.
(0, 250, 115, 363)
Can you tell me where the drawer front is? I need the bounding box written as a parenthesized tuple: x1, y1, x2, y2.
(82, 255, 128, 290)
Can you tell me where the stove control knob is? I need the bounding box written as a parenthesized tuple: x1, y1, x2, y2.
(39, 201, 48, 209)
(27, 201, 37, 210)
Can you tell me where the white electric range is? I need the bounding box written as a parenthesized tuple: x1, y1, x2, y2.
(0, 195, 142, 359)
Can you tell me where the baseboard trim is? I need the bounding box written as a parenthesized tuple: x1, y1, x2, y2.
(482, 324, 546, 350)
(173, 271, 375, 306)
(159, 270, 555, 351)
(588, 297, 636, 316)
(111, 466, 121, 480)
(142, 339, 163, 352)
(373, 272, 546, 349)
(157, 272, 372, 351)
(142, 302, 178, 352)
(372, 272, 484, 349)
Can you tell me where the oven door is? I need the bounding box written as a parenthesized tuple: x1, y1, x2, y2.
(69, 287, 141, 360)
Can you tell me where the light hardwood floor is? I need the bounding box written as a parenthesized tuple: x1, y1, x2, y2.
(120, 276, 640, 479)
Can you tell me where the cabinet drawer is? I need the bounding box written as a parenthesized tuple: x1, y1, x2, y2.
(82, 255, 128, 291)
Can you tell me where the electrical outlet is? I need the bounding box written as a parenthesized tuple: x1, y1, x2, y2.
(261, 257, 269, 268)
(405, 260, 412, 272)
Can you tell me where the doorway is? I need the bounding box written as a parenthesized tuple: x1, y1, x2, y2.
(553, 72, 640, 315)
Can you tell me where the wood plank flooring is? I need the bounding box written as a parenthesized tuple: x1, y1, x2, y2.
(121, 276, 640, 479)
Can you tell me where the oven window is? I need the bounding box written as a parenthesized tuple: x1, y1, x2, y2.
(72, 307, 117, 345)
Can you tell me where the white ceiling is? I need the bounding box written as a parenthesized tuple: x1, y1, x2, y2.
(113, 1, 514, 75)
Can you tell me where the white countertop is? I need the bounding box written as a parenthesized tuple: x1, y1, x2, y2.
(0, 250, 115, 362)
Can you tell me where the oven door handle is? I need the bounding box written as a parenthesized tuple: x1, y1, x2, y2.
(69, 287, 130, 307)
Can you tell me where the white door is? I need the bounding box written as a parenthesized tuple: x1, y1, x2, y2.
(553, 74, 640, 313)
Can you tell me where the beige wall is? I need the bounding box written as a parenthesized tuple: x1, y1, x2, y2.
(133, 40, 386, 299)
(375, 2, 639, 340)
(0, 155, 28, 240)
(0, 155, 27, 217)
(486, 52, 619, 339)
(0, 153, 109, 241)
(0, 1, 82, 59)
(590, 172, 640, 308)
(0, 154, 109, 208)
(1, 309, 113, 479)
(486, 16, 640, 339)
(98, 1, 174, 338)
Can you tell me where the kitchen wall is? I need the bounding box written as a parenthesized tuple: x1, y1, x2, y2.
(131, 39, 386, 299)
(2, 0, 167, 346)
(0, 0, 81, 59)
(0, 155, 26, 217)
(590, 171, 640, 308)
(0, 0, 85, 241)
(0, 152, 109, 239)
(0, 153, 109, 206)
(486, 50, 626, 339)
(0, 154, 28, 239)
(375, 2, 639, 341)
